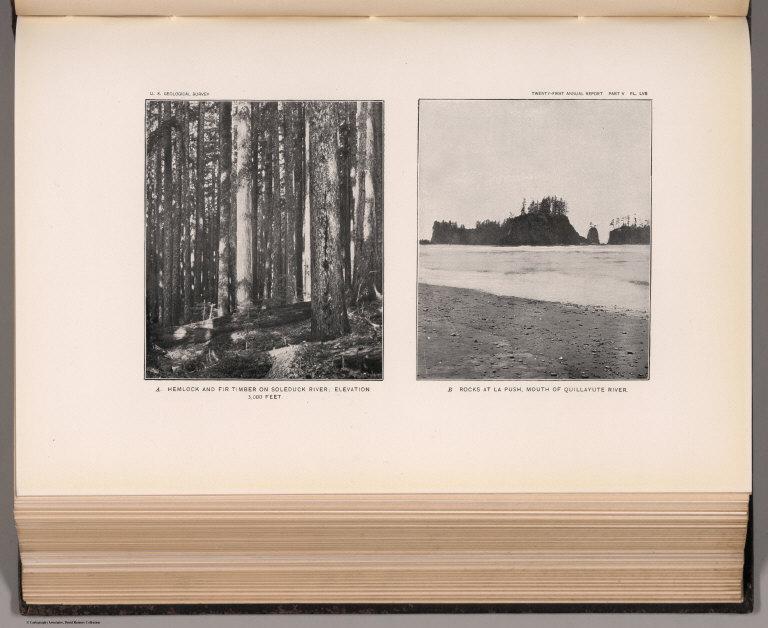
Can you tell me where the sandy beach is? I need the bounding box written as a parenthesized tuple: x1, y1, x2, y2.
(418, 283, 649, 380)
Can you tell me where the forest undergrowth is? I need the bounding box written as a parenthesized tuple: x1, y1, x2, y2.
(146, 301, 382, 380)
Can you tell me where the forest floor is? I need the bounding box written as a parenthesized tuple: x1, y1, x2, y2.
(147, 300, 382, 380)
(417, 284, 648, 380)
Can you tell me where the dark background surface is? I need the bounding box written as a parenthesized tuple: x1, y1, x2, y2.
(1, 2, 766, 626)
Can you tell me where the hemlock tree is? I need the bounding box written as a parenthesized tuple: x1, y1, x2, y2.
(293, 103, 308, 302)
(216, 101, 233, 316)
(281, 103, 298, 305)
(179, 101, 192, 322)
(299, 106, 312, 301)
(337, 103, 355, 291)
(233, 101, 254, 310)
(308, 102, 350, 340)
(370, 101, 383, 296)
(250, 103, 263, 304)
(272, 103, 286, 305)
(160, 101, 174, 326)
(352, 101, 379, 302)
(262, 102, 276, 303)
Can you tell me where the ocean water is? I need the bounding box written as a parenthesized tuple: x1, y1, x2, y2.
(419, 244, 650, 314)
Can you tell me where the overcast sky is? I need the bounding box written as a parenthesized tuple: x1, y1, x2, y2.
(418, 99, 651, 242)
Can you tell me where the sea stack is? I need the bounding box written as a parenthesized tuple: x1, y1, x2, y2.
(608, 224, 651, 245)
(587, 226, 600, 244)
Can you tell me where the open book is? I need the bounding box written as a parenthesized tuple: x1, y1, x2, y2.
(13, 0, 752, 612)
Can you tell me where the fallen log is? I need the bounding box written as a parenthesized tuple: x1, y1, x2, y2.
(333, 346, 382, 373)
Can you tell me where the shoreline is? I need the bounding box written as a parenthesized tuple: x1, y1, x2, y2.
(417, 283, 649, 380)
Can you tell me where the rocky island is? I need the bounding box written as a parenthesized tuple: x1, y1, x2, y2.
(429, 196, 590, 246)
(608, 223, 651, 244)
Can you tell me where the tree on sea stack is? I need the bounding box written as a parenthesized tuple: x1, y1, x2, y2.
(587, 222, 600, 244)
(308, 103, 350, 341)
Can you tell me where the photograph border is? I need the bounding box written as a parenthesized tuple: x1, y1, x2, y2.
(415, 97, 653, 382)
(143, 98, 385, 382)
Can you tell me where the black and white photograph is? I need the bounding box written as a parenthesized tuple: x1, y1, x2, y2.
(145, 100, 383, 380)
(417, 99, 651, 380)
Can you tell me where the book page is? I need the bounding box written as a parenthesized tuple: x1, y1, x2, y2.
(13, 1, 751, 17)
(15, 15, 751, 495)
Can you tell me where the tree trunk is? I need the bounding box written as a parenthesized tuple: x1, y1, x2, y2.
(370, 101, 384, 295)
(337, 103, 354, 291)
(160, 101, 174, 327)
(209, 152, 220, 307)
(255, 104, 269, 303)
(194, 102, 205, 304)
(351, 101, 377, 302)
(217, 101, 233, 316)
(233, 102, 254, 310)
(351, 102, 369, 302)
(262, 103, 276, 302)
(208, 139, 220, 303)
(250, 103, 262, 305)
(308, 102, 349, 340)
(146, 103, 161, 326)
(271, 103, 286, 305)
(282, 104, 298, 304)
(180, 102, 193, 322)
(294, 103, 306, 302)
(301, 108, 312, 301)
(170, 105, 184, 325)
(201, 156, 210, 307)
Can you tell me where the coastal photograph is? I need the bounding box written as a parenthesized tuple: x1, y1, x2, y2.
(145, 100, 383, 379)
(417, 99, 650, 380)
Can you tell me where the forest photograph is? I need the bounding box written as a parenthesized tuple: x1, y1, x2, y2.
(145, 100, 383, 379)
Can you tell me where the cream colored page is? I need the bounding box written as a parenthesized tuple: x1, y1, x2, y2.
(13, 0, 751, 17)
(15, 16, 750, 495)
